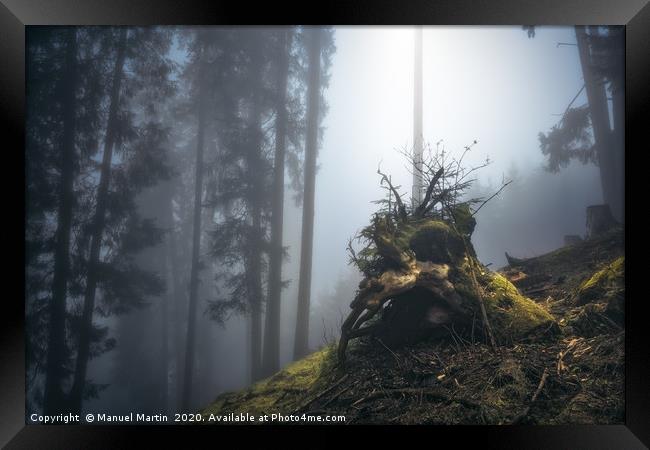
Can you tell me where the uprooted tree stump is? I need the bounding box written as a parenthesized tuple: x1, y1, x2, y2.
(338, 147, 555, 364)
(339, 213, 555, 363)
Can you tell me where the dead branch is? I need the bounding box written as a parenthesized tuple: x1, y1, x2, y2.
(293, 374, 350, 414)
(346, 237, 361, 267)
(375, 338, 402, 367)
(505, 251, 530, 267)
(424, 188, 452, 214)
(377, 166, 407, 221)
(349, 387, 480, 409)
(414, 167, 444, 217)
(321, 380, 357, 408)
(471, 180, 513, 216)
(511, 368, 549, 424)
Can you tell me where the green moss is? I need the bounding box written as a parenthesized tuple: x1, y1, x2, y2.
(403, 219, 465, 263)
(484, 273, 555, 339)
(451, 204, 476, 237)
(575, 257, 624, 305)
(392, 220, 423, 251)
(201, 345, 337, 418)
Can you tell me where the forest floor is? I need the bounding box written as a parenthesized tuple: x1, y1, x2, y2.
(200, 229, 624, 425)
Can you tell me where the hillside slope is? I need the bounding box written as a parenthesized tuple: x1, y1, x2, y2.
(201, 229, 624, 425)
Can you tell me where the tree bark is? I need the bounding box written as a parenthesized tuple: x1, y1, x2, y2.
(575, 26, 621, 222)
(68, 28, 128, 414)
(263, 29, 291, 376)
(181, 45, 207, 411)
(294, 27, 322, 360)
(43, 27, 77, 416)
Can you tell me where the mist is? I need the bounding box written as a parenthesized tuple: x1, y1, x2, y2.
(26, 25, 622, 419)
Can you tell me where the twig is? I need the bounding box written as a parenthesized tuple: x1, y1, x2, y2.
(292, 374, 350, 414)
(377, 166, 407, 221)
(472, 180, 513, 216)
(429, 349, 446, 367)
(522, 285, 553, 296)
(350, 387, 480, 409)
(511, 368, 549, 424)
(409, 350, 426, 365)
(558, 84, 585, 124)
(375, 338, 402, 367)
(531, 368, 549, 403)
(414, 167, 444, 217)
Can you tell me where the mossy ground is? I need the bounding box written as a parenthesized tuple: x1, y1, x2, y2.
(201, 230, 624, 425)
(574, 256, 624, 305)
(483, 273, 555, 342)
(200, 345, 338, 419)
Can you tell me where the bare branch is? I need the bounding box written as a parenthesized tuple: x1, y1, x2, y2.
(414, 167, 444, 217)
(377, 165, 407, 221)
(471, 180, 513, 216)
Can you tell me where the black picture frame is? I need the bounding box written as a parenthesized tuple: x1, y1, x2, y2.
(2, 0, 646, 448)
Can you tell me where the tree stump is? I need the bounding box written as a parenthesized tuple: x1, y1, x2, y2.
(586, 205, 618, 239)
(338, 218, 555, 363)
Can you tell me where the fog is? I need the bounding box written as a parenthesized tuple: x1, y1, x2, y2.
(26, 25, 617, 418)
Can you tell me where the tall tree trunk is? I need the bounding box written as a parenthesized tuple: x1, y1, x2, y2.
(412, 27, 424, 207)
(249, 205, 263, 382)
(164, 187, 185, 410)
(68, 28, 128, 414)
(294, 27, 322, 360)
(575, 26, 620, 222)
(262, 29, 291, 376)
(248, 49, 265, 383)
(160, 217, 170, 413)
(43, 27, 77, 416)
(611, 81, 624, 222)
(609, 26, 625, 223)
(181, 49, 207, 412)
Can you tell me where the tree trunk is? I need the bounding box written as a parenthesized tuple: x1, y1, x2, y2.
(164, 187, 185, 410)
(575, 26, 620, 222)
(160, 203, 170, 413)
(294, 27, 322, 360)
(586, 204, 618, 238)
(611, 84, 624, 222)
(248, 46, 266, 383)
(412, 27, 424, 207)
(263, 29, 291, 377)
(250, 208, 263, 382)
(43, 27, 77, 416)
(68, 28, 127, 414)
(609, 26, 625, 223)
(181, 48, 207, 411)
